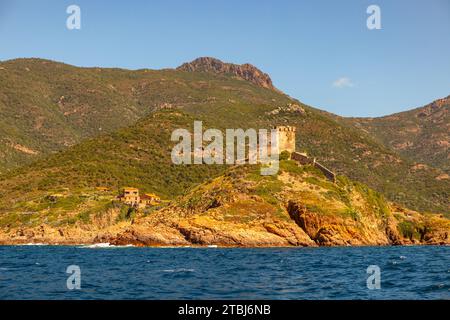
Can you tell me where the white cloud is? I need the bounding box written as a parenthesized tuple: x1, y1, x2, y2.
(332, 77, 354, 88)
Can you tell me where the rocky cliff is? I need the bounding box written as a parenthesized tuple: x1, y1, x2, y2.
(177, 57, 275, 90)
(2, 161, 447, 247)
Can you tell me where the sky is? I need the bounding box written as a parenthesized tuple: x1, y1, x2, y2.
(0, 0, 449, 117)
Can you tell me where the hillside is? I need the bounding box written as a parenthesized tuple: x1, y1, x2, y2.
(345, 96, 449, 174)
(0, 58, 448, 216)
(0, 57, 278, 173)
(177, 57, 276, 90)
(105, 163, 448, 247)
(1, 161, 447, 246)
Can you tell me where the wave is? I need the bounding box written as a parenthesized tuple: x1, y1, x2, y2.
(79, 243, 135, 249)
(162, 268, 195, 273)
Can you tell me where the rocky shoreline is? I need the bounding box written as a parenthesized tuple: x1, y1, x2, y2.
(1, 240, 448, 248)
(1, 164, 448, 248)
(1, 210, 447, 247)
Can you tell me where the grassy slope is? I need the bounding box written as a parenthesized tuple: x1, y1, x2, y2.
(0, 59, 448, 215)
(342, 96, 449, 173)
(0, 58, 278, 172)
(158, 161, 449, 245)
(3, 160, 447, 246)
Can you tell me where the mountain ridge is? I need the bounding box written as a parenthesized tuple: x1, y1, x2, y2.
(177, 57, 276, 90)
(344, 95, 449, 173)
(0, 57, 279, 173)
(0, 58, 448, 217)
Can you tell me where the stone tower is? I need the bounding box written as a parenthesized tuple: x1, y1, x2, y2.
(274, 126, 296, 153)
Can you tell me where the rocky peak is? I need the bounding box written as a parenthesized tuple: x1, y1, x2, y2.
(177, 57, 275, 90)
(430, 95, 450, 110)
(415, 95, 449, 119)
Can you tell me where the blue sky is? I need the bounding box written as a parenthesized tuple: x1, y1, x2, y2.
(0, 0, 449, 117)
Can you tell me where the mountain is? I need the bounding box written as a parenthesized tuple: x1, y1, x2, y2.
(345, 96, 449, 174)
(0, 57, 448, 220)
(177, 57, 275, 90)
(0, 57, 276, 174)
(0, 58, 147, 172)
(1, 161, 448, 246)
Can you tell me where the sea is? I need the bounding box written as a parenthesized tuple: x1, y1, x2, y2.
(0, 245, 448, 300)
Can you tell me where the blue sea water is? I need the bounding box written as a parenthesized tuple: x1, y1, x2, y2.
(0, 245, 448, 300)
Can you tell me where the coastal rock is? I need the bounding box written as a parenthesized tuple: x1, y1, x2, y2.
(177, 57, 275, 90)
(1, 163, 448, 247)
(266, 103, 306, 116)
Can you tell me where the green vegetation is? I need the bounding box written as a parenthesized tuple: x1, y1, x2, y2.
(253, 179, 283, 205)
(279, 160, 308, 175)
(343, 207, 361, 222)
(354, 183, 391, 219)
(343, 96, 450, 173)
(397, 220, 426, 241)
(116, 205, 137, 223)
(279, 151, 290, 161)
(0, 58, 448, 216)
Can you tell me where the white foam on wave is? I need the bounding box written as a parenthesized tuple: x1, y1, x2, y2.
(80, 243, 135, 249)
(162, 268, 195, 273)
(21, 243, 49, 246)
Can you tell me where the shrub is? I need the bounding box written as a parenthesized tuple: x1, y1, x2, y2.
(279, 151, 291, 161)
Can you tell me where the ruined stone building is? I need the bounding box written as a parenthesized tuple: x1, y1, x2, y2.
(273, 125, 336, 183)
(273, 125, 296, 153)
(291, 151, 336, 183)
